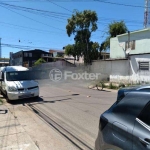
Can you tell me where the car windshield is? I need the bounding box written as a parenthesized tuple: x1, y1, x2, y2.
(6, 71, 31, 81)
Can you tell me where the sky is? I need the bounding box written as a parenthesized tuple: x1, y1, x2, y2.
(0, 0, 145, 58)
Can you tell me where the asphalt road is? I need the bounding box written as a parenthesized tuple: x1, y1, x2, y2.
(29, 79, 117, 149)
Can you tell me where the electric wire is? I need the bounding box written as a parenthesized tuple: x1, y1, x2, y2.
(0, 4, 65, 31)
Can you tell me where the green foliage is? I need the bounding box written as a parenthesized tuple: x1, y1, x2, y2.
(126, 83, 131, 87)
(0, 99, 3, 105)
(65, 44, 76, 57)
(98, 82, 106, 88)
(56, 53, 64, 58)
(108, 82, 118, 89)
(118, 83, 125, 88)
(102, 21, 128, 50)
(108, 21, 128, 37)
(34, 58, 46, 66)
(66, 10, 98, 64)
(90, 42, 100, 60)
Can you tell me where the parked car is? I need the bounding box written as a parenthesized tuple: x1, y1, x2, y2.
(95, 85, 150, 150)
(0, 66, 39, 101)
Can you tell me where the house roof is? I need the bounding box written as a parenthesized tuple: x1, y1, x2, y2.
(117, 28, 150, 37)
(24, 49, 49, 53)
(49, 49, 64, 53)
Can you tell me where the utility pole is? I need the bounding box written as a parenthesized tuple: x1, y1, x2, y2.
(0, 38, 1, 58)
(128, 31, 130, 49)
(144, 0, 150, 28)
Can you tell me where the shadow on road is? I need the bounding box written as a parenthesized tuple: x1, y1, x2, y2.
(31, 98, 72, 105)
(7, 97, 43, 105)
(91, 89, 111, 92)
(40, 93, 80, 99)
(6, 95, 72, 106)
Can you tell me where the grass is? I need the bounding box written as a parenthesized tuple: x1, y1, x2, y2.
(93, 80, 149, 91)
(0, 99, 3, 105)
(95, 81, 119, 90)
(108, 82, 118, 89)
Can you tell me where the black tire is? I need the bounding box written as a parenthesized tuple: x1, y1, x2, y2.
(5, 92, 10, 103)
(33, 96, 39, 99)
(0, 90, 4, 96)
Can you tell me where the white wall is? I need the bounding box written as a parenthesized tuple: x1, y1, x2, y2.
(110, 54, 150, 83)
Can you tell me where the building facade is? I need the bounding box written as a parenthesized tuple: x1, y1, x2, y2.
(110, 28, 150, 58)
(10, 49, 52, 67)
(110, 28, 150, 83)
(49, 49, 64, 57)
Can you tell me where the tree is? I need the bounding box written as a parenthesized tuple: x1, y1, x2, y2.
(65, 44, 81, 64)
(103, 21, 128, 50)
(66, 10, 98, 64)
(65, 44, 75, 56)
(56, 53, 64, 58)
(90, 42, 100, 60)
(34, 58, 46, 66)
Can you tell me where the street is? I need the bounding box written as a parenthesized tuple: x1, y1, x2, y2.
(4, 79, 117, 150)
(29, 80, 117, 149)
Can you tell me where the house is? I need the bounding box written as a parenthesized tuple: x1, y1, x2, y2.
(110, 28, 150, 83)
(49, 49, 64, 57)
(10, 49, 52, 67)
(100, 52, 110, 59)
(0, 58, 9, 66)
(63, 51, 109, 65)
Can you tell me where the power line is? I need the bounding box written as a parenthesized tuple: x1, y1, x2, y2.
(0, 0, 146, 9)
(0, 21, 66, 35)
(1, 43, 50, 50)
(0, 4, 65, 31)
(0, 2, 144, 25)
(95, 0, 145, 8)
(0, 2, 70, 16)
(46, 0, 72, 12)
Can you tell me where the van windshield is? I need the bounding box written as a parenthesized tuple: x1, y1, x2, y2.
(6, 71, 31, 81)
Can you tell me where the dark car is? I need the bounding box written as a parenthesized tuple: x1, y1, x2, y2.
(95, 85, 150, 150)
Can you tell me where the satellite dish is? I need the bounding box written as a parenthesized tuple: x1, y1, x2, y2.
(126, 48, 131, 54)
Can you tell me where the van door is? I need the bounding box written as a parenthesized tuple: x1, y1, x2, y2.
(133, 102, 150, 150)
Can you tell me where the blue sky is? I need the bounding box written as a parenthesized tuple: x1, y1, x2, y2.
(0, 0, 145, 58)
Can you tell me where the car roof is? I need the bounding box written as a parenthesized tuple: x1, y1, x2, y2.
(1, 66, 28, 72)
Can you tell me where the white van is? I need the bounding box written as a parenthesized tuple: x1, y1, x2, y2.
(0, 66, 39, 100)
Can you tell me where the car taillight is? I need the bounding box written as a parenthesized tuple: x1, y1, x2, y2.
(100, 116, 108, 131)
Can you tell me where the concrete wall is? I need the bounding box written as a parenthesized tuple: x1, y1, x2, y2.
(110, 54, 150, 83)
(31, 57, 150, 84)
(110, 29, 150, 59)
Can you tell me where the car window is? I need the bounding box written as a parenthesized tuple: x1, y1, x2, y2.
(138, 102, 150, 126)
(6, 71, 32, 81)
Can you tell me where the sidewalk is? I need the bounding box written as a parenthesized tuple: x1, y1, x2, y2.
(0, 104, 39, 150)
(0, 97, 78, 150)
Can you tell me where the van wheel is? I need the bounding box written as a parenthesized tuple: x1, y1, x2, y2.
(5, 93, 10, 103)
(0, 90, 4, 96)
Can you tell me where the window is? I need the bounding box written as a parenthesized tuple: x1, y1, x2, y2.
(138, 102, 150, 126)
(24, 53, 28, 57)
(6, 71, 31, 81)
(125, 40, 135, 50)
(139, 62, 149, 70)
(29, 53, 32, 57)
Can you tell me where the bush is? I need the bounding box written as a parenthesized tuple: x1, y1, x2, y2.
(108, 82, 118, 89)
(118, 83, 125, 88)
(34, 58, 46, 66)
(97, 81, 106, 89)
(126, 83, 131, 87)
